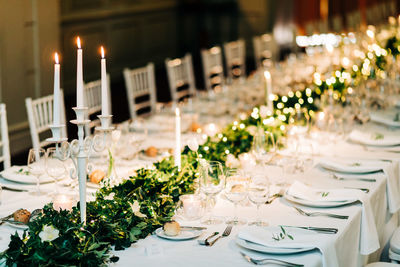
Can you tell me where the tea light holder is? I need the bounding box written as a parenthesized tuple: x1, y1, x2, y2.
(177, 194, 204, 221)
(53, 194, 73, 211)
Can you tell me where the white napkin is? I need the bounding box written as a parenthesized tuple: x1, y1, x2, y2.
(349, 130, 400, 147)
(287, 181, 379, 255)
(238, 226, 339, 267)
(370, 113, 400, 128)
(319, 158, 400, 213)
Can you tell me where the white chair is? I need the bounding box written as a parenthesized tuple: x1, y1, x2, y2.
(253, 33, 276, 69)
(123, 63, 157, 119)
(201, 46, 224, 92)
(0, 104, 10, 169)
(223, 39, 246, 80)
(165, 54, 196, 103)
(83, 75, 111, 135)
(389, 227, 400, 263)
(25, 91, 67, 151)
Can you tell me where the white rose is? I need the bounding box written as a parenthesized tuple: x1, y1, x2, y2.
(260, 105, 271, 118)
(39, 225, 59, 242)
(104, 192, 115, 200)
(226, 154, 240, 168)
(187, 138, 199, 152)
(130, 201, 147, 218)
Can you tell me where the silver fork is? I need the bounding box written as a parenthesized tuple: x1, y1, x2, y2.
(208, 225, 232, 246)
(294, 206, 349, 220)
(240, 251, 304, 266)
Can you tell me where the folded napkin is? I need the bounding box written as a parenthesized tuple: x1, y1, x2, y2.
(370, 113, 400, 128)
(238, 226, 339, 267)
(319, 158, 400, 214)
(349, 130, 400, 147)
(287, 181, 379, 255)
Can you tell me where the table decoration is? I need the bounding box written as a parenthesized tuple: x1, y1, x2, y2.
(175, 194, 204, 220)
(52, 194, 73, 211)
(174, 107, 181, 169)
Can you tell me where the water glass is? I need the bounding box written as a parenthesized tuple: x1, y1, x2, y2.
(27, 148, 46, 195)
(46, 147, 68, 195)
(248, 173, 270, 226)
(224, 169, 249, 225)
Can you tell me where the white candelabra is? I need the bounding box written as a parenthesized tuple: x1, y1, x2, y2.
(48, 112, 114, 224)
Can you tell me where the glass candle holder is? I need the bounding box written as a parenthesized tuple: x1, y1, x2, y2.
(53, 194, 73, 211)
(176, 194, 205, 221)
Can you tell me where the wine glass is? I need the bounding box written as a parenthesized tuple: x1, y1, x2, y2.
(224, 169, 249, 225)
(27, 148, 46, 195)
(46, 147, 68, 195)
(251, 128, 276, 164)
(248, 173, 270, 226)
(199, 161, 225, 225)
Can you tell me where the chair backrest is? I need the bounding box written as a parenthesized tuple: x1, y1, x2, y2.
(83, 75, 111, 135)
(223, 39, 246, 80)
(331, 15, 343, 33)
(0, 104, 10, 169)
(25, 90, 67, 151)
(253, 34, 275, 69)
(165, 53, 196, 103)
(201, 46, 224, 92)
(123, 63, 157, 119)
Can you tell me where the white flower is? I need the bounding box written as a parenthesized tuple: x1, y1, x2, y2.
(39, 225, 59, 242)
(104, 192, 115, 200)
(226, 154, 240, 168)
(187, 138, 199, 152)
(246, 126, 258, 136)
(111, 130, 121, 143)
(260, 105, 271, 118)
(130, 201, 147, 218)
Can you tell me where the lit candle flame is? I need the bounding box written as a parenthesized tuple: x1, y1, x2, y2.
(264, 71, 271, 79)
(77, 37, 81, 49)
(175, 107, 180, 116)
(54, 53, 59, 64)
(100, 46, 105, 59)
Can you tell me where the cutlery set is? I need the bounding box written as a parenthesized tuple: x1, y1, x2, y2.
(198, 226, 232, 246)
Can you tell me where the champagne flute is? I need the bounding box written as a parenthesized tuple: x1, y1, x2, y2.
(27, 148, 46, 195)
(224, 169, 249, 225)
(248, 173, 270, 226)
(46, 147, 68, 195)
(199, 161, 225, 225)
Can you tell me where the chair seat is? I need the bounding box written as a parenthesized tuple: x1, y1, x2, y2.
(365, 262, 399, 267)
(390, 227, 400, 254)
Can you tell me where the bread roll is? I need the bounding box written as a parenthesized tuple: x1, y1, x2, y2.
(190, 122, 201, 132)
(163, 221, 180, 236)
(145, 146, 158, 157)
(13, 209, 31, 224)
(89, 169, 106, 184)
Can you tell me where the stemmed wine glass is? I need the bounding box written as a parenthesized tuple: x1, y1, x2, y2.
(248, 173, 270, 226)
(27, 148, 46, 195)
(224, 169, 249, 225)
(46, 146, 68, 195)
(199, 161, 225, 225)
(252, 128, 276, 164)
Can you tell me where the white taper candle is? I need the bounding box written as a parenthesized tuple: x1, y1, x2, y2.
(53, 53, 60, 126)
(76, 37, 84, 108)
(100, 46, 109, 116)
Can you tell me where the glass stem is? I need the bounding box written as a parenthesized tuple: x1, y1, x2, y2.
(256, 204, 261, 223)
(36, 175, 40, 194)
(233, 202, 238, 222)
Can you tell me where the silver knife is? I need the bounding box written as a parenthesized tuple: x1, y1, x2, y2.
(280, 225, 338, 234)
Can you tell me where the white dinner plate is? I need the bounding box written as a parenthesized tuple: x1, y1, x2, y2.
(155, 227, 202, 241)
(5, 221, 29, 230)
(1, 166, 60, 184)
(319, 160, 382, 174)
(348, 130, 400, 147)
(235, 237, 314, 255)
(370, 113, 400, 128)
(284, 192, 356, 208)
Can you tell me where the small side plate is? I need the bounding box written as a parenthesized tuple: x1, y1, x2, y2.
(155, 227, 202, 241)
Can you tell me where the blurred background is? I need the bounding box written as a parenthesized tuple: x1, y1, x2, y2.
(0, 0, 398, 161)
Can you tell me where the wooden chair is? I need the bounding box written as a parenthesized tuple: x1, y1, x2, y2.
(0, 104, 10, 169)
(165, 54, 196, 104)
(201, 46, 224, 92)
(83, 75, 111, 135)
(223, 39, 246, 80)
(123, 63, 157, 119)
(25, 91, 67, 151)
(253, 33, 276, 69)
